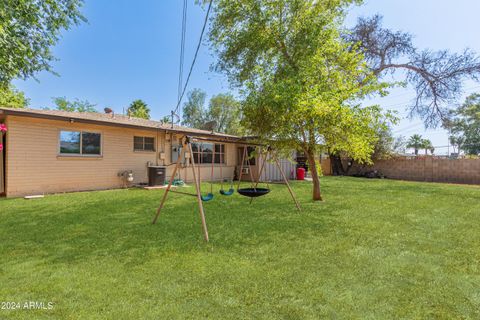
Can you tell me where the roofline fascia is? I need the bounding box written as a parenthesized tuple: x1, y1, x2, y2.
(0, 108, 242, 142)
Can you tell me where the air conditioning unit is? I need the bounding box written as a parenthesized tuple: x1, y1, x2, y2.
(241, 167, 249, 175)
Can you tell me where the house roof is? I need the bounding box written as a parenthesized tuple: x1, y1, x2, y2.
(0, 107, 241, 141)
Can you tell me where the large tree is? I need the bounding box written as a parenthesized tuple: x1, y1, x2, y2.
(207, 93, 242, 135)
(0, 84, 29, 108)
(182, 89, 207, 128)
(182, 89, 243, 135)
(348, 15, 480, 128)
(0, 0, 85, 87)
(445, 94, 480, 156)
(319, 12, 480, 173)
(127, 99, 150, 119)
(207, 0, 392, 201)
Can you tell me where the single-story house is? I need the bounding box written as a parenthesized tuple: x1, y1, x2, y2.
(0, 107, 299, 198)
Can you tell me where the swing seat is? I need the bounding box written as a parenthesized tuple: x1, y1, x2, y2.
(237, 188, 270, 198)
(201, 193, 214, 202)
(220, 188, 235, 196)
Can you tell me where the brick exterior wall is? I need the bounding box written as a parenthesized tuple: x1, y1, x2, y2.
(4, 116, 237, 197)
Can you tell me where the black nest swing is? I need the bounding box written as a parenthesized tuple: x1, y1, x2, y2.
(237, 187, 270, 198)
(236, 146, 271, 198)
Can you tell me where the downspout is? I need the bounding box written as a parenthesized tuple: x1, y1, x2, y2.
(0, 123, 4, 195)
(163, 130, 167, 166)
(1, 117, 8, 196)
(156, 128, 160, 166)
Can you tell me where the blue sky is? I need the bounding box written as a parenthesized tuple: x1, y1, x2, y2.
(13, 0, 480, 154)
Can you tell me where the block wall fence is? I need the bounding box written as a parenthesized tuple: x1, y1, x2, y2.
(349, 157, 480, 185)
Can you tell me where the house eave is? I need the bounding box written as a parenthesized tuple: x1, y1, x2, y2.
(1, 108, 242, 142)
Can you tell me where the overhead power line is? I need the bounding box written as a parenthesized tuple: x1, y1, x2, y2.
(379, 84, 480, 110)
(173, 0, 213, 115)
(393, 122, 425, 134)
(177, 0, 188, 103)
(429, 143, 480, 149)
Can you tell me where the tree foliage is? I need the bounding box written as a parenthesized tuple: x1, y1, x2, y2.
(371, 126, 406, 160)
(52, 97, 97, 113)
(182, 89, 242, 135)
(392, 135, 407, 155)
(406, 134, 423, 155)
(422, 138, 434, 155)
(445, 93, 480, 155)
(0, 84, 29, 108)
(334, 126, 405, 175)
(406, 134, 433, 155)
(127, 99, 150, 119)
(347, 15, 480, 127)
(160, 115, 171, 125)
(0, 0, 85, 87)
(449, 135, 465, 155)
(207, 0, 393, 200)
(182, 89, 207, 128)
(207, 93, 242, 135)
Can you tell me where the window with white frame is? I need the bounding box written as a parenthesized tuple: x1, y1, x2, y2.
(134, 136, 155, 151)
(191, 143, 225, 164)
(59, 131, 102, 156)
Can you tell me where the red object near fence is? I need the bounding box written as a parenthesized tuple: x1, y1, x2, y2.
(296, 167, 305, 180)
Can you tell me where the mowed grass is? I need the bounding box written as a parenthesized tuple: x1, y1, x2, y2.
(0, 177, 479, 319)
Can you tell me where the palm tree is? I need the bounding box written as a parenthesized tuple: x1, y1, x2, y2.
(407, 134, 423, 155)
(422, 139, 434, 155)
(127, 99, 150, 119)
(449, 135, 465, 154)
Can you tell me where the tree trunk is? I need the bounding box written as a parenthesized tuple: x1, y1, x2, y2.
(306, 149, 323, 201)
(329, 152, 358, 176)
(330, 153, 346, 176)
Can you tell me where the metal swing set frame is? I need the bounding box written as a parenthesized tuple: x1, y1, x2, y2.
(152, 135, 301, 242)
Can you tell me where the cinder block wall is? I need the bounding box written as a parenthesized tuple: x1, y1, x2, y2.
(350, 157, 480, 185)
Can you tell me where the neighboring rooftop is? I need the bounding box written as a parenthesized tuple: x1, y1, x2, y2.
(0, 107, 240, 140)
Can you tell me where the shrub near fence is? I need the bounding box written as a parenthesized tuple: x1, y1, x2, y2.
(350, 157, 480, 185)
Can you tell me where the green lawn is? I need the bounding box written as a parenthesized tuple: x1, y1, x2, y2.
(0, 177, 479, 319)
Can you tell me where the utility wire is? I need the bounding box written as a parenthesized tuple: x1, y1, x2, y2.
(173, 0, 213, 115)
(177, 0, 188, 103)
(379, 84, 480, 109)
(393, 122, 425, 134)
(427, 143, 480, 149)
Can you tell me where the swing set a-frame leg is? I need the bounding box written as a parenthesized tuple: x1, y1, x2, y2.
(274, 157, 301, 211)
(237, 145, 247, 190)
(152, 140, 185, 225)
(188, 142, 209, 242)
(152, 138, 209, 242)
(249, 150, 267, 204)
